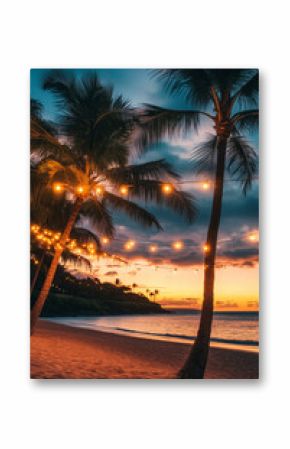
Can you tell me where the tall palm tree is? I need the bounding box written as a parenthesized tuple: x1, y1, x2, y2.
(138, 69, 259, 378)
(30, 71, 197, 334)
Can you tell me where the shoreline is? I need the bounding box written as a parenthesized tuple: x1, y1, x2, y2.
(31, 321, 259, 379)
(46, 316, 259, 353)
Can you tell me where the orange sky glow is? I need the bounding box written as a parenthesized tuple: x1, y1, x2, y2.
(70, 254, 259, 312)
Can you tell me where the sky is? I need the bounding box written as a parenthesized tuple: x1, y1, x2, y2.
(31, 69, 259, 311)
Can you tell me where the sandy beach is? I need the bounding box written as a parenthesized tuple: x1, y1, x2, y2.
(30, 321, 259, 379)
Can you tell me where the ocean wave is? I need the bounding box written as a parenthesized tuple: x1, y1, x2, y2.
(114, 327, 259, 346)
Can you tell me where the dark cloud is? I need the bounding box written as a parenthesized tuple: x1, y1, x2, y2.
(222, 247, 258, 259)
(104, 271, 118, 276)
(215, 301, 239, 308)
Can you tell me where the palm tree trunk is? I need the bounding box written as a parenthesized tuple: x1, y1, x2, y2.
(30, 198, 82, 334)
(178, 136, 227, 379)
(30, 250, 45, 294)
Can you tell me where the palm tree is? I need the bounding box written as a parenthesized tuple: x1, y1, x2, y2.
(154, 289, 159, 302)
(30, 226, 100, 294)
(30, 71, 197, 334)
(138, 69, 259, 378)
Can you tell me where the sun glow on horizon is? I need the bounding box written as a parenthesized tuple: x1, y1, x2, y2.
(84, 255, 259, 311)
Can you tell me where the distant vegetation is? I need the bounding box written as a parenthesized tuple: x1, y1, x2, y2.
(31, 262, 166, 316)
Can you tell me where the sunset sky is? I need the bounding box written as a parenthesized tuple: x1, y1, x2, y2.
(31, 69, 259, 311)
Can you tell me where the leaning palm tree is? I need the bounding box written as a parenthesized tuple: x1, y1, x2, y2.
(30, 71, 197, 334)
(30, 226, 101, 294)
(138, 69, 258, 378)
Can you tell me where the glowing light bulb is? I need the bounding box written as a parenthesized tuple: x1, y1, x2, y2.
(149, 244, 158, 253)
(119, 185, 128, 195)
(102, 237, 109, 245)
(203, 244, 210, 253)
(53, 183, 63, 193)
(95, 185, 103, 195)
(162, 183, 173, 195)
(202, 182, 210, 190)
(76, 185, 85, 195)
(248, 234, 258, 242)
(31, 224, 39, 233)
(124, 240, 135, 250)
(172, 241, 184, 250)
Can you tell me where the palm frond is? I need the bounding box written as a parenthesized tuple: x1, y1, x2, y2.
(226, 136, 258, 194)
(128, 180, 197, 224)
(104, 192, 162, 230)
(105, 159, 179, 185)
(190, 134, 218, 174)
(31, 165, 76, 228)
(80, 200, 115, 237)
(70, 227, 101, 250)
(61, 249, 92, 271)
(207, 69, 256, 95)
(137, 104, 204, 150)
(37, 159, 86, 188)
(43, 70, 83, 111)
(152, 69, 213, 107)
(232, 110, 259, 133)
(232, 71, 259, 108)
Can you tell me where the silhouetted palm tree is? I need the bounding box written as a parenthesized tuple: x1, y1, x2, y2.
(154, 289, 159, 302)
(139, 69, 258, 378)
(30, 71, 197, 333)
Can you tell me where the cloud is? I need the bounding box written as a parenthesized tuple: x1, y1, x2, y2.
(215, 301, 239, 308)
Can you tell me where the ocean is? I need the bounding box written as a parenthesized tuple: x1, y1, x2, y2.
(47, 311, 259, 352)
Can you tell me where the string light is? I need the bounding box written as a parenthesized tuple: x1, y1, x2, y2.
(31, 224, 40, 232)
(53, 183, 63, 193)
(162, 183, 173, 195)
(172, 241, 184, 250)
(248, 234, 258, 242)
(95, 185, 103, 195)
(31, 223, 258, 275)
(149, 244, 158, 253)
(76, 185, 85, 195)
(201, 182, 210, 190)
(119, 185, 129, 195)
(124, 240, 135, 250)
